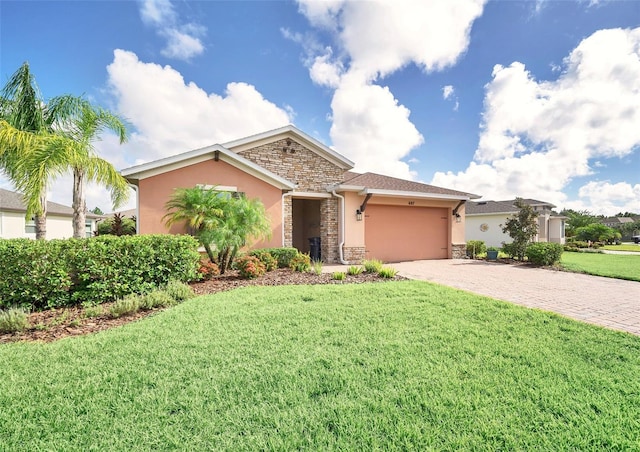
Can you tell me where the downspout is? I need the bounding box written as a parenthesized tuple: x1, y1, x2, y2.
(282, 191, 293, 247)
(128, 183, 139, 235)
(331, 190, 349, 265)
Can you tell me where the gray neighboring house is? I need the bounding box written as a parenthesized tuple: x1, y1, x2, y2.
(466, 198, 566, 248)
(0, 188, 100, 239)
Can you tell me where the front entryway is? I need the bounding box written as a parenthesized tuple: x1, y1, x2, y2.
(292, 199, 321, 255)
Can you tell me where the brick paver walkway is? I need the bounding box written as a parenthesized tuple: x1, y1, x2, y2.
(327, 259, 640, 335)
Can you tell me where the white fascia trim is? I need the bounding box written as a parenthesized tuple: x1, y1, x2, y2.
(289, 191, 332, 199)
(328, 184, 366, 192)
(223, 124, 355, 170)
(359, 188, 472, 201)
(121, 145, 296, 190)
(465, 212, 517, 217)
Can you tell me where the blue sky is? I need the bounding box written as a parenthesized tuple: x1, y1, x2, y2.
(2, 0, 639, 215)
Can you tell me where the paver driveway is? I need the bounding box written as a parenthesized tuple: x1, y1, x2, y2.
(327, 259, 640, 335)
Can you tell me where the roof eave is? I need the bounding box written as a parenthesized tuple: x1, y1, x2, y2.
(360, 188, 474, 201)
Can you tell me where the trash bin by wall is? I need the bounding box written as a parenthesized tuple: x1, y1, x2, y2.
(308, 236, 321, 261)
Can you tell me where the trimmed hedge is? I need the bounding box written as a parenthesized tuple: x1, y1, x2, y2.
(525, 242, 564, 266)
(250, 247, 299, 268)
(0, 235, 200, 310)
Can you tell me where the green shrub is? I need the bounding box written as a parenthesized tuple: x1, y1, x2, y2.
(363, 259, 383, 273)
(525, 243, 564, 266)
(109, 295, 141, 318)
(466, 240, 486, 257)
(83, 305, 104, 319)
(501, 242, 516, 258)
(378, 267, 398, 279)
(289, 253, 311, 272)
(235, 255, 267, 279)
(164, 280, 194, 303)
(347, 265, 363, 276)
(0, 235, 200, 310)
(198, 260, 220, 280)
(139, 290, 175, 310)
(248, 250, 278, 272)
(255, 247, 299, 268)
(332, 271, 346, 281)
(0, 308, 30, 334)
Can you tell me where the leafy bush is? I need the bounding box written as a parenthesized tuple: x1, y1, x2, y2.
(255, 248, 299, 268)
(525, 242, 564, 266)
(0, 308, 30, 334)
(378, 267, 398, 279)
(109, 296, 141, 318)
(0, 235, 200, 310)
(83, 305, 104, 319)
(139, 290, 175, 310)
(198, 260, 221, 280)
(164, 280, 194, 303)
(289, 253, 311, 272)
(501, 242, 516, 258)
(235, 255, 266, 279)
(332, 271, 346, 281)
(466, 240, 486, 257)
(248, 250, 278, 272)
(347, 265, 363, 276)
(363, 259, 383, 273)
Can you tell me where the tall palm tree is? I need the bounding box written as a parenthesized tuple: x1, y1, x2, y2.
(0, 62, 130, 238)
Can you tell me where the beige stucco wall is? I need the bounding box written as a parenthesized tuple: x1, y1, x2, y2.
(465, 214, 510, 247)
(548, 217, 566, 244)
(0, 211, 91, 239)
(137, 159, 284, 248)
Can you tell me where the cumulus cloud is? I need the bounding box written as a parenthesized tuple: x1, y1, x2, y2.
(294, 0, 486, 179)
(442, 84, 459, 111)
(432, 27, 640, 214)
(139, 0, 205, 61)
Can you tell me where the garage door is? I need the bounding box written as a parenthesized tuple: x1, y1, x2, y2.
(364, 205, 449, 262)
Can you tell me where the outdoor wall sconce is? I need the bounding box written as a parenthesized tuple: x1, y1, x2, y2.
(455, 213, 462, 223)
(356, 209, 363, 221)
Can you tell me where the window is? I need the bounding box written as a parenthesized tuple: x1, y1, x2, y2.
(25, 217, 36, 234)
(85, 221, 93, 238)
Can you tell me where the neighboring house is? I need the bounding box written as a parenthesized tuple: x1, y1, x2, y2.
(601, 217, 635, 228)
(465, 199, 566, 248)
(0, 188, 100, 239)
(121, 125, 479, 263)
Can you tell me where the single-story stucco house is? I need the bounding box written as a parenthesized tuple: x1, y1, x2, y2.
(121, 125, 479, 263)
(0, 188, 100, 239)
(465, 198, 566, 248)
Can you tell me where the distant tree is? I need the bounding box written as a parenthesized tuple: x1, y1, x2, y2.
(615, 212, 639, 218)
(90, 206, 104, 215)
(96, 213, 136, 236)
(560, 209, 598, 237)
(575, 223, 621, 244)
(501, 198, 539, 260)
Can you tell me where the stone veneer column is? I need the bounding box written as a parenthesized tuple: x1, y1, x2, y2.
(343, 247, 366, 264)
(320, 198, 339, 263)
(283, 195, 293, 247)
(451, 244, 466, 259)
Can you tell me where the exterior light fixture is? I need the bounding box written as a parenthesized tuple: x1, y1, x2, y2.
(455, 213, 462, 223)
(356, 209, 363, 221)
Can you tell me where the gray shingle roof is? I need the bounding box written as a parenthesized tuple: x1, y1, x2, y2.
(0, 188, 101, 218)
(466, 199, 556, 215)
(342, 172, 480, 199)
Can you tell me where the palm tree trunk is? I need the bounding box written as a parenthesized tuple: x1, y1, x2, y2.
(35, 192, 47, 240)
(72, 168, 86, 239)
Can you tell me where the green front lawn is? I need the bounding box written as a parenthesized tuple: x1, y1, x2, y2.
(2, 282, 640, 449)
(601, 244, 640, 252)
(561, 251, 640, 281)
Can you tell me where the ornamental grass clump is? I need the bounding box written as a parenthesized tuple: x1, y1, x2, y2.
(347, 265, 363, 276)
(139, 290, 176, 310)
(164, 280, 194, 303)
(332, 271, 346, 281)
(0, 307, 30, 334)
(378, 266, 398, 279)
(311, 260, 323, 275)
(109, 295, 141, 318)
(363, 259, 383, 273)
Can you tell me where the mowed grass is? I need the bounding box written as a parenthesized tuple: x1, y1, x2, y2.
(602, 244, 640, 252)
(2, 282, 640, 450)
(561, 251, 640, 281)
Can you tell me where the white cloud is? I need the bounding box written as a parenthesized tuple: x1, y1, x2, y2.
(433, 27, 640, 213)
(442, 85, 454, 99)
(294, 0, 486, 179)
(565, 181, 640, 216)
(139, 0, 205, 61)
(107, 50, 292, 166)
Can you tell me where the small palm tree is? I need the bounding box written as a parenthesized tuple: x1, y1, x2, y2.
(164, 186, 271, 273)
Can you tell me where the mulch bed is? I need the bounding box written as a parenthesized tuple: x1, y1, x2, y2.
(1, 268, 406, 344)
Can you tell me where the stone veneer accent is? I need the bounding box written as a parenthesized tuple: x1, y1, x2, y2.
(239, 138, 345, 263)
(320, 198, 339, 263)
(343, 247, 366, 264)
(451, 244, 466, 259)
(238, 138, 344, 191)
